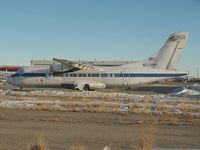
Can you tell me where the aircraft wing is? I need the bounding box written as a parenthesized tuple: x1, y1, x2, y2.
(53, 58, 104, 71)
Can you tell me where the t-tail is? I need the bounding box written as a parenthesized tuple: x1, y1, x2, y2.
(145, 32, 189, 70)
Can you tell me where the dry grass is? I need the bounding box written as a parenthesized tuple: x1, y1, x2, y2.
(134, 121, 156, 150)
(1, 89, 200, 118)
(30, 135, 48, 150)
(27, 132, 156, 150)
(35, 103, 66, 111)
(135, 136, 154, 150)
(69, 143, 86, 150)
(183, 113, 193, 122)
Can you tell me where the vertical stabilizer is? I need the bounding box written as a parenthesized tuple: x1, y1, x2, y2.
(154, 32, 189, 69)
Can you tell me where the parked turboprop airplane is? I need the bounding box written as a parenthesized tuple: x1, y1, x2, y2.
(7, 32, 189, 91)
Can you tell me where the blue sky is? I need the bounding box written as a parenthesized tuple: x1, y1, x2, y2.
(0, 0, 199, 76)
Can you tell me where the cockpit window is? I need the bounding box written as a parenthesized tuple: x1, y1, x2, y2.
(10, 68, 24, 77)
(16, 68, 24, 75)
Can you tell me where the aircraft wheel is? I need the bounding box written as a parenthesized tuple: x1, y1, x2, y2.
(83, 84, 90, 91)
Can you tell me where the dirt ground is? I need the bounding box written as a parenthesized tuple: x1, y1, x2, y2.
(0, 109, 200, 150)
(0, 82, 200, 150)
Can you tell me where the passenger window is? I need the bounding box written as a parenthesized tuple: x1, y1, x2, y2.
(101, 73, 108, 77)
(124, 73, 129, 77)
(119, 74, 123, 77)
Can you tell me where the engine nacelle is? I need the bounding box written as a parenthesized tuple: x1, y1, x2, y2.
(75, 81, 106, 91)
(86, 81, 106, 90)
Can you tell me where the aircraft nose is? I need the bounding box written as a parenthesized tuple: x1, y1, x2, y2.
(6, 76, 16, 85)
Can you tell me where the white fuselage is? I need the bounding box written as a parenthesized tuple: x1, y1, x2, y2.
(6, 66, 187, 89)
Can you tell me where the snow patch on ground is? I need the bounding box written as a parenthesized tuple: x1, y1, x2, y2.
(0, 85, 199, 116)
(170, 84, 200, 99)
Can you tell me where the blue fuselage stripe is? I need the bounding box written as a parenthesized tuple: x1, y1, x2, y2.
(126, 73, 186, 77)
(12, 73, 187, 78)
